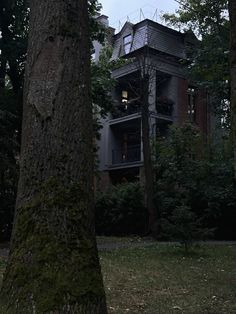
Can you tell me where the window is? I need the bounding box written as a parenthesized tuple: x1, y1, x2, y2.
(187, 87, 196, 122)
(122, 90, 128, 102)
(122, 90, 128, 109)
(123, 34, 132, 54)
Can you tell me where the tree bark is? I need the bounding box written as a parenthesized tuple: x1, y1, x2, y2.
(140, 74, 157, 235)
(0, 0, 107, 313)
(229, 0, 236, 179)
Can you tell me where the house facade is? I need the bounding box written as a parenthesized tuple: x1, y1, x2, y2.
(97, 18, 210, 189)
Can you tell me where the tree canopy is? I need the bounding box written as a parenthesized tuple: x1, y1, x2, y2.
(163, 0, 229, 128)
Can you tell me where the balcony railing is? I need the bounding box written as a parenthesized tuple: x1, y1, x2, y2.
(112, 102, 141, 119)
(112, 101, 174, 118)
(112, 145, 141, 165)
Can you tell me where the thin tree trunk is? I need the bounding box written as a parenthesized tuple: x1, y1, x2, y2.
(0, 0, 107, 313)
(141, 75, 157, 235)
(229, 0, 236, 179)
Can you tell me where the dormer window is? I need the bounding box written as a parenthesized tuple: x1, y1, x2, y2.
(123, 34, 132, 54)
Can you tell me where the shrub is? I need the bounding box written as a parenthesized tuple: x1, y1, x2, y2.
(154, 124, 236, 240)
(95, 182, 147, 235)
(160, 204, 214, 252)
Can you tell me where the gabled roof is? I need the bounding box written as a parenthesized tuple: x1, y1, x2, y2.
(118, 21, 134, 36)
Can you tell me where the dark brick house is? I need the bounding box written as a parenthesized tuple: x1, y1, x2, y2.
(96, 18, 210, 188)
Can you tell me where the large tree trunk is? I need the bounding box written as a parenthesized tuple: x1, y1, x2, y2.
(229, 0, 236, 179)
(0, 0, 107, 313)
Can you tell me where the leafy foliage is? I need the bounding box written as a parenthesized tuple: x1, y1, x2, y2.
(154, 124, 212, 244)
(92, 46, 115, 120)
(154, 124, 236, 241)
(95, 183, 147, 236)
(89, 0, 106, 43)
(161, 205, 214, 252)
(163, 0, 230, 127)
(154, 124, 208, 212)
(204, 139, 236, 239)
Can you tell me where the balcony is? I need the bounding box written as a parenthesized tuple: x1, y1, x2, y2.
(156, 96, 174, 117)
(112, 102, 141, 119)
(112, 145, 141, 165)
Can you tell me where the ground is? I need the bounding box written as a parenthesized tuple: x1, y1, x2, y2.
(1, 238, 236, 313)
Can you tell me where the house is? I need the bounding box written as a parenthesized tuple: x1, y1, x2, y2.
(92, 14, 115, 62)
(96, 18, 210, 189)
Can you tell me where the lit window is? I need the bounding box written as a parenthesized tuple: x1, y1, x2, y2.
(123, 34, 132, 54)
(122, 90, 128, 102)
(122, 90, 128, 110)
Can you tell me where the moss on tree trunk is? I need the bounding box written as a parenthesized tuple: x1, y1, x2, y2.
(0, 0, 107, 313)
(140, 74, 157, 235)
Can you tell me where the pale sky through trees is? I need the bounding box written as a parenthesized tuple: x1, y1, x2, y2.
(99, 0, 179, 31)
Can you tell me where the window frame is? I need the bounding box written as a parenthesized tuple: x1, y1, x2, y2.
(123, 34, 132, 54)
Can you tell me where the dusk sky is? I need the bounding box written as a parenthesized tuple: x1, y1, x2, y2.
(99, 0, 179, 31)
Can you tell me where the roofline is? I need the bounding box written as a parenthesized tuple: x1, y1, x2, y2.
(96, 14, 109, 19)
(114, 21, 134, 39)
(135, 19, 184, 37)
(113, 18, 186, 40)
(121, 45, 185, 62)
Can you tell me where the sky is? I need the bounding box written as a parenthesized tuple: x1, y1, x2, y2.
(99, 0, 180, 32)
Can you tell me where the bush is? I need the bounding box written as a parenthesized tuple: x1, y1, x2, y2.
(154, 124, 236, 240)
(161, 204, 214, 252)
(95, 182, 147, 235)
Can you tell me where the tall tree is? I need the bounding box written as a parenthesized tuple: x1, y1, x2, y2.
(119, 50, 160, 235)
(163, 0, 229, 128)
(0, 0, 107, 313)
(0, 0, 111, 241)
(139, 59, 157, 235)
(229, 0, 236, 178)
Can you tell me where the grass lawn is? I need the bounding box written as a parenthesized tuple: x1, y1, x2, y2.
(0, 242, 236, 313)
(100, 243, 236, 314)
